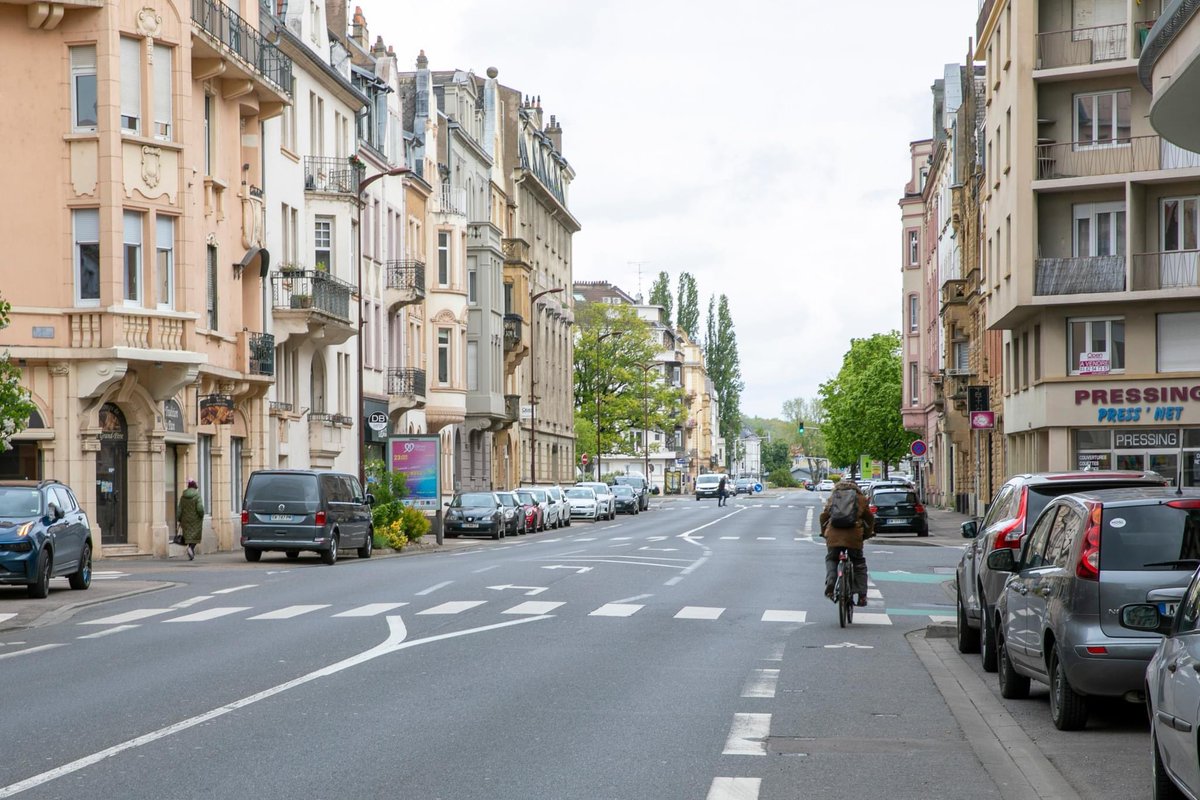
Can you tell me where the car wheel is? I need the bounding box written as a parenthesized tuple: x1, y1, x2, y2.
(68, 542, 92, 590)
(916, 528, 929, 537)
(492, 525, 502, 540)
(321, 536, 339, 565)
(997, 628, 1030, 699)
(1049, 644, 1089, 731)
(27, 550, 51, 599)
(980, 604, 998, 673)
(956, 589, 980, 654)
(285, 550, 300, 560)
(357, 531, 373, 559)
(245, 548, 263, 562)
(1152, 729, 1186, 800)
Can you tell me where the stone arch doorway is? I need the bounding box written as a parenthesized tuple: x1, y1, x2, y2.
(96, 402, 129, 544)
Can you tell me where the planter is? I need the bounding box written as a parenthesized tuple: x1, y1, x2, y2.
(290, 295, 312, 309)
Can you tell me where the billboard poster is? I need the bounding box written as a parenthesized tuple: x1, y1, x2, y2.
(388, 436, 441, 510)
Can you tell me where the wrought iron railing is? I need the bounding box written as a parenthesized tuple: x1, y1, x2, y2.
(1036, 135, 1200, 179)
(269, 400, 292, 414)
(503, 313, 523, 351)
(332, 414, 354, 426)
(1037, 24, 1128, 69)
(1132, 250, 1200, 290)
(303, 156, 363, 195)
(309, 412, 336, 424)
(385, 260, 426, 296)
(271, 268, 353, 322)
(387, 368, 427, 397)
(1034, 256, 1126, 295)
(248, 331, 275, 376)
(191, 0, 292, 92)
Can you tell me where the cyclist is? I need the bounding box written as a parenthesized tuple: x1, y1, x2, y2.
(819, 477, 875, 606)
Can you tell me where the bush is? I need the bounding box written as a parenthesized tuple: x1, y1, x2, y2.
(400, 505, 430, 542)
(768, 467, 798, 488)
(375, 519, 407, 551)
(365, 459, 409, 531)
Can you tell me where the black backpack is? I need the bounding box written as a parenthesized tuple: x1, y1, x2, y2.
(828, 487, 860, 528)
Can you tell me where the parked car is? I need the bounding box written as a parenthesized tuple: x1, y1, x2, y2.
(612, 484, 640, 514)
(1118, 568, 1200, 799)
(817, 479, 835, 492)
(495, 491, 527, 536)
(734, 477, 756, 496)
(695, 473, 723, 500)
(526, 488, 562, 529)
(514, 489, 545, 532)
(803, 480, 815, 491)
(444, 491, 506, 539)
(0, 479, 92, 598)
(577, 482, 616, 520)
(956, 470, 1170, 671)
(565, 486, 601, 521)
(241, 470, 375, 564)
(988, 487, 1200, 731)
(872, 477, 914, 491)
(545, 486, 572, 527)
(869, 487, 927, 536)
(613, 475, 650, 510)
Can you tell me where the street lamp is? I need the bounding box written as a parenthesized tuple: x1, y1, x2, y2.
(635, 363, 655, 491)
(594, 330, 623, 481)
(356, 166, 411, 484)
(529, 286, 564, 485)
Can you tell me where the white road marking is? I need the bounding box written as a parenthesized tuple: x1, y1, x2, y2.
(472, 565, 499, 573)
(756, 537, 776, 541)
(77, 625, 139, 639)
(333, 603, 408, 617)
(706, 777, 761, 800)
(79, 609, 173, 626)
(212, 585, 257, 595)
(675, 606, 724, 620)
(503, 601, 564, 615)
(417, 601, 486, 615)
(664, 576, 683, 586)
(805, 507, 814, 530)
(165, 607, 251, 623)
(769, 504, 780, 508)
(853, 613, 893, 626)
(761, 610, 807, 623)
(0, 613, 17, 624)
(612, 593, 653, 604)
(612, 537, 632, 541)
(647, 536, 668, 541)
(691, 535, 704, 539)
(0, 644, 65, 661)
(929, 615, 956, 624)
(868, 588, 883, 599)
(247, 605, 330, 620)
(415, 581, 453, 596)
(486, 585, 548, 596)
(720, 536, 739, 540)
(171, 596, 212, 609)
(574, 537, 597, 541)
(638, 546, 678, 552)
(741, 668, 780, 698)
(825, 641, 874, 649)
(765, 642, 786, 662)
(589, 603, 643, 617)
(722, 713, 770, 755)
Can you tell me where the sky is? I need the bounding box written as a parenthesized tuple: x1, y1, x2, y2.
(362, 0, 981, 419)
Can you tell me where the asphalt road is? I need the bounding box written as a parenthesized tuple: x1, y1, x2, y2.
(0, 490, 1151, 799)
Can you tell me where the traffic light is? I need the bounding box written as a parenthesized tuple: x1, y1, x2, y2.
(797, 421, 805, 435)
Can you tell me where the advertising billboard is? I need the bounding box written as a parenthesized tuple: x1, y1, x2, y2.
(388, 436, 441, 510)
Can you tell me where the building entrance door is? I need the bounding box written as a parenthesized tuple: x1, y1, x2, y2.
(96, 403, 128, 544)
(1149, 452, 1180, 485)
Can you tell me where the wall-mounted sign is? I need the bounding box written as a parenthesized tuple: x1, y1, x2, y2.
(970, 411, 995, 430)
(1078, 352, 1110, 375)
(968, 386, 990, 413)
(199, 395, 234, 425)
(163, 399, 185, 433)
(1114, 428, 1180, 449)
(367, 411, 388, 433)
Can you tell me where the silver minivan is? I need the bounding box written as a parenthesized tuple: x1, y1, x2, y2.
(989, 487, 1200, 730)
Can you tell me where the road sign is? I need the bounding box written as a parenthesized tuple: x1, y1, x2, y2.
(580, 453, 589, 466)
(910, 439, 928, 457)
(970, 411, 996, 430)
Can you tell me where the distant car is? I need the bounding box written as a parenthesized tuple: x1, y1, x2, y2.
(565, 487, 600, 521)
(495, 491, 527, 536)
(817, 479, 835, 492)
(577, 482, 616, 520)
(241, 469, 375, 564)
(613, 475, 650, 510)
(611, 484, 640, 514)
(514, 489, 545, 532)
(733, 477, 756, 495)
(444, 492, 506, 539)
(0, 479, 92, 598)
(695, 474, 723, 500)
(869, 488, 927, 536)
(545, 486, 572, 527)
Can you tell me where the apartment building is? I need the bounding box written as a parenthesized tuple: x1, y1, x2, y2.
(977, 0, 1200, 483)
(0, 0, 292, 556)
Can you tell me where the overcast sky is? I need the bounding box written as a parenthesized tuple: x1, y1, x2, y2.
(363, 0, 980, 419)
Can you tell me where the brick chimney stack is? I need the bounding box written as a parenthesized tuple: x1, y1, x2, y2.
(545, 114, 562, 154)
(351, 5, 368, 50)
(324, 0, 347, 38)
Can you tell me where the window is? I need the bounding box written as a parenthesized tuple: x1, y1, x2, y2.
(123, 211, 143, 304)
(156, 215, 174, 309)
(120, 37, 140, 133)
(70, 45, 97, 131)
(504, 282, 513, 314)
(1022, 506, 1061, 569)
(198, 434, 212, 512)
(908, 295, 918, 333)
(1033, 325, 1042, 381)
(437, 328, 451, 384)
(280, 77, 296, 152)
(229, 437, 243, 513)
(1159, 312, 1200, 372)
(314, 217, 332, 271)
(1162, 196, 1199, 252)
(954, 341, 969, 373)
(1075, 90, 1131, 148)
(437, 231, 450, 285)
(1074, 202, 1125, 257)
(907, 230, 919, 266)
(309, 92, 324, 157)
(467, 265, 477, 304)
(1068, 317, 1124, 373)
(466, 340, 478, 391)
(203, 94, 213, 176)
(153, 44, 172, 140)
(1021, 331, 1029, 388)
(909, 362, 918, 406)
(72, 209, 100, 304)
(206, 243, 218, 330)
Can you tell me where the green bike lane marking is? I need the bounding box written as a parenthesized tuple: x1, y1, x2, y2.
(871, 570, 951, 584)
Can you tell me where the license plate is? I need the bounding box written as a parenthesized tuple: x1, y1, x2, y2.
(463, 523, 478, 529)
(886, 518, 905, 525)
(1159, 602, 1179, 617)
(270, 514, 292, 522)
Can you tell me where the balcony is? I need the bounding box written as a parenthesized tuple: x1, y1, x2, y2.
(1034, 256, 1125, 296)
(307, 413, 344, 466)
(269, 400, 293, 416)
(503, 313, 523, 352)
(241, 330, 275, 377)
(1036, 24, 1128, 70)
(387, 367, 427, 415)
(190, 0, 291, 110)
(1035, 136, 1200, 181)
(940, 279, 969, 312)
(1132, 250, 1200, 291)
(504, 394, 521, 423)
(438, 185, 467, 216)
(384, 260, 426, 310)
(270, 268, 355, 345)
(304, 156, 363, 195)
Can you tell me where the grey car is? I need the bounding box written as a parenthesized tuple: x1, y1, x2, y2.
(240, 470, 375, 564)
(577, 482, 616, 520)
(989, 487, 1200, 731)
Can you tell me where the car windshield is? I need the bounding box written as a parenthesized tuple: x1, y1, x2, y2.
(617, 477, 645, 489)
(246, 473, 318, 502)
(515, 492, 535, 504)
(584, 484, 610, 495)
(612, 486, 634, 497)
(1101, 504, 1200, 570)
(0, 487, 40, 517)
(873, 491, 917, 507)
(566, 488, 594, 499)
(454, 493, 497, 508)
(496, 493, 517, 507)
(529, 489, 547, 502)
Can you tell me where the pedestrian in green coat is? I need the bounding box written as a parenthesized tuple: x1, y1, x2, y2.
(176, 479, 204, 560)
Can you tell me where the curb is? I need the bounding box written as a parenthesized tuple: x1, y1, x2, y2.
(1, 581, 176, 633)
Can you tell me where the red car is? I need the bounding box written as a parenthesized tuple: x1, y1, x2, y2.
(514, 489, 544, 532)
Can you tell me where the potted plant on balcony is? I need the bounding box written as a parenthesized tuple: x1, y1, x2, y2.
(290, 293, 312, 309)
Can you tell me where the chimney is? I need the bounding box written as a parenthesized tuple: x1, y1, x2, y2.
(351, 5, 368, 50)
(416, 49, 428, 70)
(324, 0, 347, 39)
(545, 114, 562, 153)
(371, 34, 386, 58)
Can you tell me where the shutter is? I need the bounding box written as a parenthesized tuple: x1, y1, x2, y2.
(156, 215, 173, 250)
(120, 37, 141, 132)
(207, 245, 218, 324)
(74, 208, 99, 242)
(1159, 312, 1200, 372)
(153, 44, 172, 139)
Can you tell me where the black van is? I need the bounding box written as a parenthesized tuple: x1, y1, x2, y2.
(240, 470, 374, 564)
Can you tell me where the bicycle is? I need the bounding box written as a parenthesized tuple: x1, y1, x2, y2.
(833, 547, 855, 628)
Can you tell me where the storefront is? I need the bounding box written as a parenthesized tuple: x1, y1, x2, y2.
(1075, 427, 1200, 486)
(363, 397, 390, 470)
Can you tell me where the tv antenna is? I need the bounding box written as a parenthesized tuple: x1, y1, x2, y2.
(628, 261, 651, 298)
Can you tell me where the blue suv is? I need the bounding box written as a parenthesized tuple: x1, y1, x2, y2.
(0, 480, 93, 598)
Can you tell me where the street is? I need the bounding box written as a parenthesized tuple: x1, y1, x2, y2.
(0, 490, 1149, 799)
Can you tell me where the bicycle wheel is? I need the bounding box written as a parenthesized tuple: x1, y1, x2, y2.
(842, 562, 855, 625)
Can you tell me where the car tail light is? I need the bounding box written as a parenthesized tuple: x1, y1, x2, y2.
(315, 510, 327, 526)
(869, 504, 878, 514)
(991, 490, 1030, 550)
(1085, 646, 1108, 655)
(1167, 499, 1200, 510)
(240, 510, 249, 524)
(914, 503, 925, 514)
(1076, 502, 1102, 581)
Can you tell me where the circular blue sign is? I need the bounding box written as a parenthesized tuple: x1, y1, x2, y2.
(753, 483, 763, 493)
(910, 439, 928, 457)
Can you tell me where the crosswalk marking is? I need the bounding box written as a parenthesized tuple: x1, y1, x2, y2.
(80, 609, 173, 626)
(332, 603, 408, 618)
(0, 613, 17, 624)
(165, 607, 251, 622)
(415, 581, 452, 596)
(867, 588, 883, 599)
(503, 601, 564, 615)
(741, 668, 780, 698)
(247, 605, 330, 620)
(722, 713, 770, 755)
(853, 613, 893, 626)
(706, 777, 761, 800)
(675, 606, 724, 620)
(417, 600, 486, 615)
(212, 585, 257, 595)
(761, 610, 807, 623)
(77, 625, 139, 639)
(172, 596, 212, 609)
(589, 603, 643, 617)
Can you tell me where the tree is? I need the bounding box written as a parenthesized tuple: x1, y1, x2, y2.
(781, 396, 827, 455)
(706, 294, 743, 469)
(676, 272, 700, 340)
(817, 331, 913, 476)
(648, 271, 672, 327)
(0, 293, 35, 453)
(761, 438, 790, 475)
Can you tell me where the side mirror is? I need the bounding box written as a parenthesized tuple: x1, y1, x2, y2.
(1119, 603, 1173, 636)
(961, 520, 978, 539)
(364, 492, 376, 506)
(986, 548, 1017, 573)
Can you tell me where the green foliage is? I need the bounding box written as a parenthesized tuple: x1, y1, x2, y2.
(676, 272, 700, 340)
(364, 459, 410, 532)
(768, 467, 798, 488)
(762, 439, 791, 474)
(400, 505, 430, 541)
(707, 294, 743, 469)
(375, 520, 407, 550)
(781, 396, 827, 458)
(817, 331, 914, 470)
(0, 293, 35, 453)
(649, 271, 673, 327)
